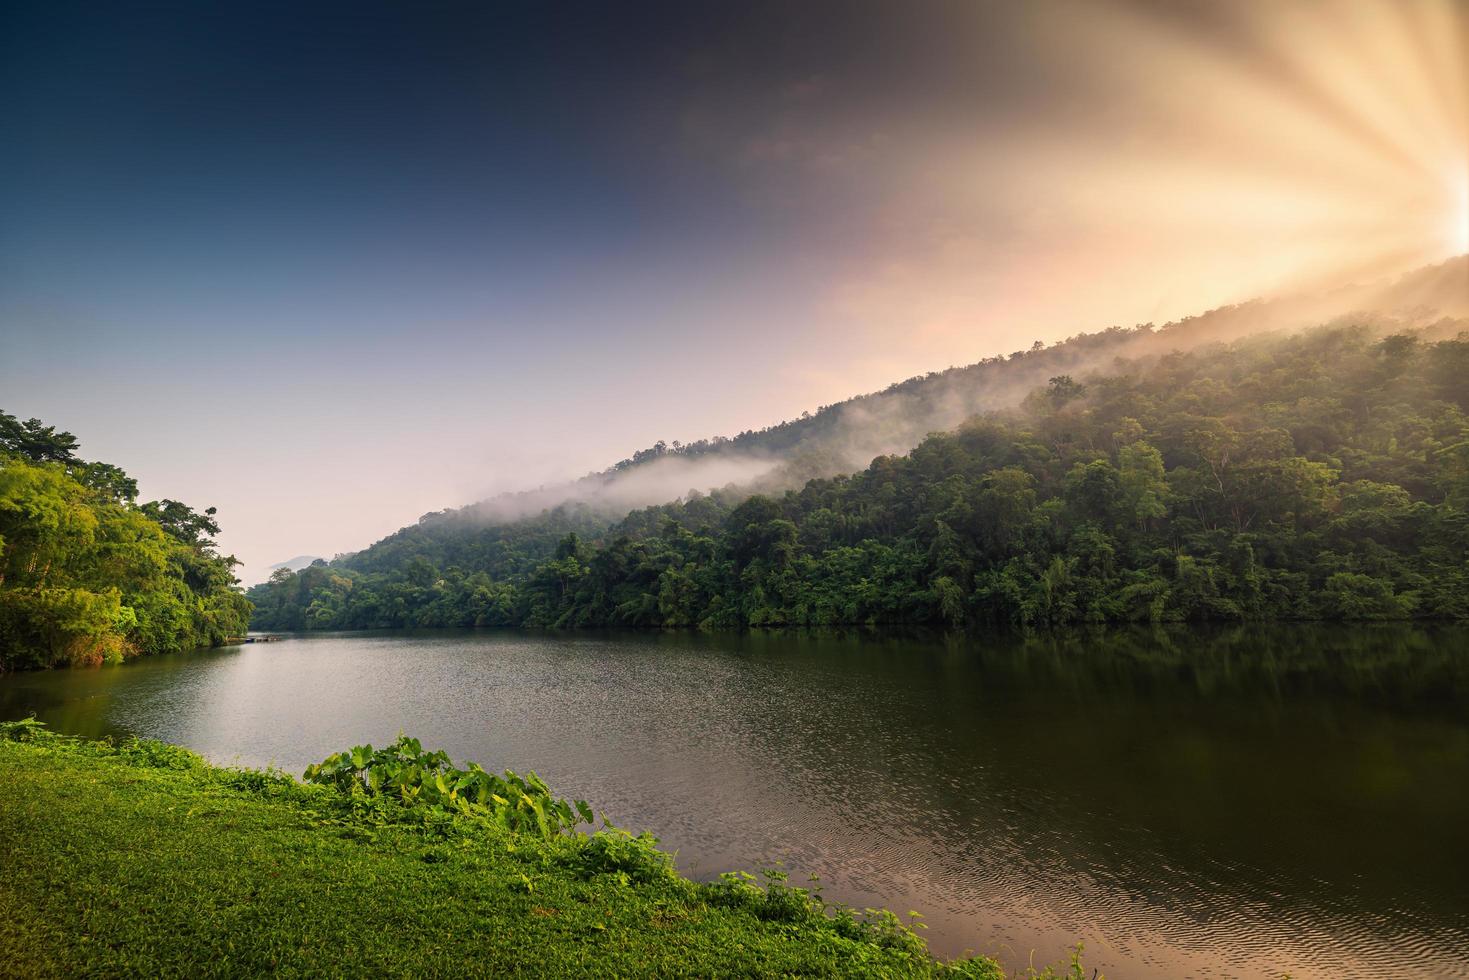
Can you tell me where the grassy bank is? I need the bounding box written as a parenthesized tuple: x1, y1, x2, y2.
(0, 723, 1091, 978)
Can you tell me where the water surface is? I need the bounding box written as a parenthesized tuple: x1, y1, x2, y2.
(3, 626, 1467, 978)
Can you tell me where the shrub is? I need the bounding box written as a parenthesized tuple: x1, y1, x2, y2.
(303, 734, 593, 838)
(575, 827, 675, 883)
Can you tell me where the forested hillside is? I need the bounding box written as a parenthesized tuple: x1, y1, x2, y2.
(251, 321, 1469, 630)
(0, 413, 251, 670)
(419, 257, 1469, 530)
(250, 259, 1469, 626)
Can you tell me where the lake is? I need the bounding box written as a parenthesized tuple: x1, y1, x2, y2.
(2, 626, 1467, 978)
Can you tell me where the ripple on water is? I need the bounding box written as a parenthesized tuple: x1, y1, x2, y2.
(1, 626, 1467, 979)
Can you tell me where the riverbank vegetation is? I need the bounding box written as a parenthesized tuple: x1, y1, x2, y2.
(250, 322, 1469, 631)
(0, 412, 251, 671)
(0, 720, 1093, 978)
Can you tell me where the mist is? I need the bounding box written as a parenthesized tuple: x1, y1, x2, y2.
(388, 255, 1464, 552)
(462, 452, 781, 528)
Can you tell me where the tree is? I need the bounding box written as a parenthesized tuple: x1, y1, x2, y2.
(0, 411, 80, 463)
(139, 500, 221, 547)
(0, 417, 251, 670)
(1046, 375, 1087, 407)
(1119, 441, 1168, 529)
(243, 324, 1469, 632)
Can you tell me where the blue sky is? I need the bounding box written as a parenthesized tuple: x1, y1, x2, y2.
(3, 0, 1464, 581)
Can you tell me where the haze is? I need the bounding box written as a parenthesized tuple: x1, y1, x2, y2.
(2, 0, 1465, 582)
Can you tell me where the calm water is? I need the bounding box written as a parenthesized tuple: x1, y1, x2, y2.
(3, 626, 1468, 978)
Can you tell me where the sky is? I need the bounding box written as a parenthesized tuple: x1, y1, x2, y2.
(2, 0, 1466, 583)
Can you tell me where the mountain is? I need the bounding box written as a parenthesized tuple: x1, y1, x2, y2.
(267, 556, 324, 575)
(247, 257, 1469, 631)
(425, 256, 1469, 530)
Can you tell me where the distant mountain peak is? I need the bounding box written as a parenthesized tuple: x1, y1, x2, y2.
(268, 555, 323, 573)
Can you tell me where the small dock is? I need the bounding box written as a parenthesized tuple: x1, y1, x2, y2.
(224, 635, 287, 645)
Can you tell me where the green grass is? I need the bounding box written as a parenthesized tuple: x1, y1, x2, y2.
(0, 725, 1091, 978)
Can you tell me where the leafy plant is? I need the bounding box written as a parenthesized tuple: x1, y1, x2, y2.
(302, 734, 592, 839)
(575, 826, 675, 883)
(0, 716, 57, 743)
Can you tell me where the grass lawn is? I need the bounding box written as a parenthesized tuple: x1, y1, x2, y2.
(0, 727, 1088, 978)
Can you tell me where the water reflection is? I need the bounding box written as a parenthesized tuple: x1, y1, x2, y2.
(2, 625, 1466, 979)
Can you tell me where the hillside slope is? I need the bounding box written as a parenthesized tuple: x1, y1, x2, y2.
(256, 259, 1469, 605)
(250, 311, 1469, 630)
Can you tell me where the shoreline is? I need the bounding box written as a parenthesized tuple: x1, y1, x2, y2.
(0, 722, 1092, 979)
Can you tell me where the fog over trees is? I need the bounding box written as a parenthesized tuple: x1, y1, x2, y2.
(248, 262, 1469, 632)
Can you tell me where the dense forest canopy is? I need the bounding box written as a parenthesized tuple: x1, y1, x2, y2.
(250, 319, 1469, 631)
(0, 413, 251, 670)
(433, 257, 1469, 532)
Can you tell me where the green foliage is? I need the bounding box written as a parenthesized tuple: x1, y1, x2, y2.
(0, 412, 251, 671)
(0, 411, 80, 463)
(251, 323, 1469, 632)
(0, 725, 1077, 977)
(1022, 946, 1095, 980)
(576, 826, 677, 883)
(303, 734, 592, 838)
(0, 717, 54, 743)
(0, 586, 129, 667)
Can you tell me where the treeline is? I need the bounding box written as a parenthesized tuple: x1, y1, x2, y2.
(0, 412, 251, 670)
(249, 324, 1469, 631)
(329, 258, 1467, 563)
(568, 257, 1469, 480)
